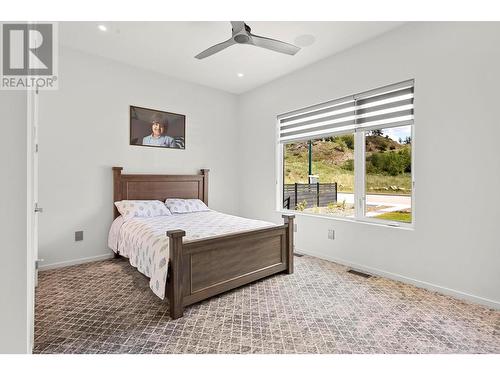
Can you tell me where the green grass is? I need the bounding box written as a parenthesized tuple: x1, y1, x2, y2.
(366, 173, 411, 195)
(374, 211, 412, 223)
(285, 154, 411, 195)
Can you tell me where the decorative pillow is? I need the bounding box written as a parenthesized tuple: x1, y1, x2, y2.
(165, 198, 210, 214)
(114, 200, 172, 220)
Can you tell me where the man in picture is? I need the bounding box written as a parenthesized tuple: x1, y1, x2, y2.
(142, 115, 176, 147)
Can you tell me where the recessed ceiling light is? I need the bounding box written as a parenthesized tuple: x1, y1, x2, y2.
(237, 73, 244, 78)
(98, 25, 107, 32)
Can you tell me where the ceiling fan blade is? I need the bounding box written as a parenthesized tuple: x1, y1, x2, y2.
(195, 38, 235, 59)
(249, 33, 300, 56)
(230, 21, 246, 34)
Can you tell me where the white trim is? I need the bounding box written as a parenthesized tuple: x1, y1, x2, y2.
(354, 130, 364, 219)
(277, 209, 415, 231)
(275, 117, 283, 212)
(356, 216, 413, 229)
(26, 88, 35, 354)
(296, 248, 500, 310)
(411, 82, 417, 227)
(38, 253, 114, 271)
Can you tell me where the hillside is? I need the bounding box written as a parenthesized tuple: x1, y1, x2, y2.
(284, 134, 411, 194)
(365, 134, 405, 152)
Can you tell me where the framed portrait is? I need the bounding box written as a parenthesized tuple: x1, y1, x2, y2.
(130, 105, 186, 149)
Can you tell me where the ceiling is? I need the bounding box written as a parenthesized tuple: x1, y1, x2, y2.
(59, 22, 404, 94)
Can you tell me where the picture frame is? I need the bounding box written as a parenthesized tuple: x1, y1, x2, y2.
(129, 105, 186, 149)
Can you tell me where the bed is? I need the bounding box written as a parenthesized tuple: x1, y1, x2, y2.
(110, 167, 295, 319)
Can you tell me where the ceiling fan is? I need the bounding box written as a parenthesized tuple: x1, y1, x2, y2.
(195, 21, 301, 59)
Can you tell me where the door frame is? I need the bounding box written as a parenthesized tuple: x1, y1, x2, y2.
(26, 86, 38, 353)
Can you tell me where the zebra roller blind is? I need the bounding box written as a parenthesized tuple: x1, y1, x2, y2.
(278, 79, 414, 143)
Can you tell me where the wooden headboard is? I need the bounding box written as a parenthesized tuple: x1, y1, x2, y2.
(112, 167, 209, 219)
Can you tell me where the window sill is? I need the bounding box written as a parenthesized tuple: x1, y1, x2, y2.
(277, 209, 414, 231)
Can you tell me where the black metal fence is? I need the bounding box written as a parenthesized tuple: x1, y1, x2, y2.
(283, 183, 338, 210)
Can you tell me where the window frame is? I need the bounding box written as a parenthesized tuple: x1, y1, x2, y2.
(276, 83, 415, 229)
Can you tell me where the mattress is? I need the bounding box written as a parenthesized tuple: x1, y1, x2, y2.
(108, 210, 276, 299)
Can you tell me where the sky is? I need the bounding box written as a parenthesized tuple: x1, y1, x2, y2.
(381, 125, 411, 143)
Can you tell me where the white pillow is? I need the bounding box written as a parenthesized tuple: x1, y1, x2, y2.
(114, 200, 172, 220)
(165, 198, 210, 214)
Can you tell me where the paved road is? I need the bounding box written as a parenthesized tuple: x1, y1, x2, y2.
(337, 192, 411, 216)
(338, 192, 410, 205)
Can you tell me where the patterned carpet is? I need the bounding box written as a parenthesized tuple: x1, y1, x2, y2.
(34, 255, 500, 354)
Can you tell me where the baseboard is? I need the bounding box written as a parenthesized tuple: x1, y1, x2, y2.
(38, 253, 114, 271)
(297, 248, 500, 310)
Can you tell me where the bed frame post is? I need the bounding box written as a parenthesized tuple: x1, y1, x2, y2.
(112, 167, 123, 219)
(112, 167, 123, 258)
(167, 229, 186, 319)
(282, 214, 295, 274)
(200, 169, 209, 206)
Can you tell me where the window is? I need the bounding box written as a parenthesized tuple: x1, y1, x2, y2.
(278, 80, 414, 226)
(283, 135, 355, 218)
(364, 125, 412, 223)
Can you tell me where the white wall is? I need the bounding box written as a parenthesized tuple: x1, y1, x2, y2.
(38, 47, 239, 268)
(237, 22, 500, 308)
(0, 91, 29, 353)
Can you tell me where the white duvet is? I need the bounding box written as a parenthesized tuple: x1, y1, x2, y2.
(108, 211, 276, 299)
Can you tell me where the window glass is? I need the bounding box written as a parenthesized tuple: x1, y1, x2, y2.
(283, 134, 355, 218)
(364, 125, 412, 223)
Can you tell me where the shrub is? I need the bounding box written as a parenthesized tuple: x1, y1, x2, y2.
(339, 199, 346, 210)
(334, 139, 347, 152)
(341, 159, 354, 171)
(326, 200, 347, 213)
(295, 200, 307, 211)
(339, 134, 354, 150)
(366, 146, 411, 176)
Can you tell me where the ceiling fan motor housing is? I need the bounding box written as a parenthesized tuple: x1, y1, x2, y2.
(234, 34, 250, 44)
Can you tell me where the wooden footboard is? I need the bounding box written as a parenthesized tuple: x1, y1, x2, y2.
(166, 214, 294, 319)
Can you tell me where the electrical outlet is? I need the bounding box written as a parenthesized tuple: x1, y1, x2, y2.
(294, 223, 297, 232)
(328, 229, 335, 240)
(75, 231, 83, 241)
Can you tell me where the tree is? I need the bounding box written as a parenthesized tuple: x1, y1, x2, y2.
(404, 136, 412, 145)
(370, 129, 383, 136)
(339, 134, 354, 149)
